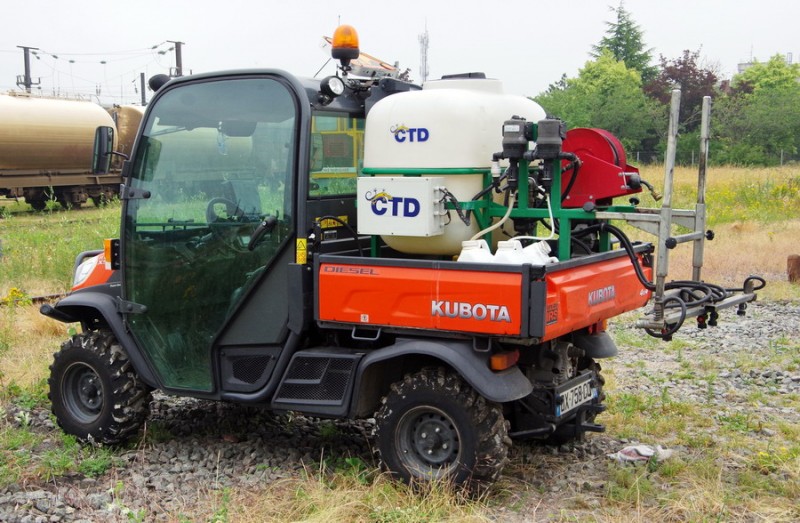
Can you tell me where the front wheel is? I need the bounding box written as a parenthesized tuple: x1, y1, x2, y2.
(375, 368, 509, 488)
(49, 331, 151, 444)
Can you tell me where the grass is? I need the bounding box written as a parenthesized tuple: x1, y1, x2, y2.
(0, 201, 120, 296)
(601, 306, 800, 521)
(223, 470, 490, 523)
(632, 165, 800, 299)
(1, 164, 799, 521)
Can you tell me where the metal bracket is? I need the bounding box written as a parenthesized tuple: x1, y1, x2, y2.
(120, 184, 151, 200)
(116, 297, 147, 314)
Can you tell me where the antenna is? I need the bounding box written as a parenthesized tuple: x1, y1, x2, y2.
(418, 23, 429, 83)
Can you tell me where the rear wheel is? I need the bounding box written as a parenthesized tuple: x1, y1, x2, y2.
(375, 368, 509, 488)
(49, 331, 151, 444)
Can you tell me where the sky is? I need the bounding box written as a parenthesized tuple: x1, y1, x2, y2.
(1, 0, 797, 105)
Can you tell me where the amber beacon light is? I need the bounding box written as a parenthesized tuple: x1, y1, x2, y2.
(331, 24, 360, 66)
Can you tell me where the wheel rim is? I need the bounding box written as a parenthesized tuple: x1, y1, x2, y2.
(62, 362, 104, 424)
(396, 405, 461, 477)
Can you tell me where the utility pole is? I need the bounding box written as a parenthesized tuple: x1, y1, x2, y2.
(16, 46, 40, 93)
(140, 72, 147, 105)
(168, 40, 185, 77)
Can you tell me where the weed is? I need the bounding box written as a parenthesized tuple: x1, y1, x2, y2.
(0, 288, 32, 307)
(4, 380, 48, 409)
(78, 447, 116, 477)
(717, 412, 757, 434)
(672, 360, 698, 381)
(318, 420, 341, 440)
(39, 448, 75, 480)
(139, 420, 174, 445)
(109, 481, 147, 522)
(209, 487, 232, 523)
(704, 376, 717, 404)
(606, 463, 655, 504)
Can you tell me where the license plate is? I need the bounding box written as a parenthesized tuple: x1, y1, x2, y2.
(556, 378, 596, 417)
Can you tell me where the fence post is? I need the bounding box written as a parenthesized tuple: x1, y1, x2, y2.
(789, 255, 800, 284)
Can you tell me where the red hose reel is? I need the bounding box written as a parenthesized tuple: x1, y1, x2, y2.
(560, 128, 641, 208)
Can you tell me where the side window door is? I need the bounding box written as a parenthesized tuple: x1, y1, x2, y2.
(123, 77, 297, 391)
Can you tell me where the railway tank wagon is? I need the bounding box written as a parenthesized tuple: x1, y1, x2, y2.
(0, 93, 143, 209)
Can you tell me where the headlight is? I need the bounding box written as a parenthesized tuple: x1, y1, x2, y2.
(73, 256, 100, 288)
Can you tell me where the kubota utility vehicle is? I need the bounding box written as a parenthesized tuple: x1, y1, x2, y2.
(41, 25, 761, 487)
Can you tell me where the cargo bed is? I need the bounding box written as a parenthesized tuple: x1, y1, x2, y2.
(316, 244, 654, 341)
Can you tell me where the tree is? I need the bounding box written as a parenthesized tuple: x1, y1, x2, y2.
(734, 54, 800, 92)
(535, 51, 662, 153)
(713, 57, 800, 165)
(592, 2, 657, 82)
(644, 50, 718, 133)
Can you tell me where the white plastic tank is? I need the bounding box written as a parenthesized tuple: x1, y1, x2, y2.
(523, 240, 559, 265)
(362, 76, 546, 255)
(456, 239, 494, 263)
(493, 239, 526, 264)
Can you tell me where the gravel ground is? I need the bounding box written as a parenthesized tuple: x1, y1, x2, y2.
(1, 300, 798, 522)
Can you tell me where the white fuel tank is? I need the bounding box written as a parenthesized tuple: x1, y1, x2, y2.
(362, 77, 546, 255)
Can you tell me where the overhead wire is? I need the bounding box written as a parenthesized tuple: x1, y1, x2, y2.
(5, 42, 175, 102)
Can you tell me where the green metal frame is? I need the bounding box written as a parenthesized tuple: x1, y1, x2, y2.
(362, 157, 637, 260)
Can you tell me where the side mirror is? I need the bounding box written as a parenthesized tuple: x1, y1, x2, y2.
(93, 126, 115, 174)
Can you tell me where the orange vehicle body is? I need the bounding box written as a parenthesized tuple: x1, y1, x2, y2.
(317, 249, 652, 340)
(71, 253, 116, 292)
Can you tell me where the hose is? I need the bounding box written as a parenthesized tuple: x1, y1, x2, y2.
(470, 191, 516, 241)
(314, 215, 364, 257)
(560, 154, 581, 203)
(440, 189, 472, 226)
(571, 222, 762, 339)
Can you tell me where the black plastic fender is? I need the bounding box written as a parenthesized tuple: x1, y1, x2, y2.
(349, 337, 533, 417)
(572, 331, 618, 359)
(39, 291, 160, 388)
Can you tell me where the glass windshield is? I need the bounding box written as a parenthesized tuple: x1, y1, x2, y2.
(308, 112, 364, 197)
(123, 77, 297, 391)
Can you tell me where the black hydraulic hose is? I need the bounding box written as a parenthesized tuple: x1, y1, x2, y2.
(583, 223, 732, 338)
(565, 221, 765, 339)
(472, 170, 510, 201)
(726, 275, 767, 293)
(440, 189, 471, 226)
(595, 223, 656, 291)
(559, 153, 581, 203)
(316, 215, 364, 257)
(644, 296, 686, 339)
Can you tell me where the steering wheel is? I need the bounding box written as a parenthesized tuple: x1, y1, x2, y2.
(206, 197, 245, 223)
(206, 197, 250, 251)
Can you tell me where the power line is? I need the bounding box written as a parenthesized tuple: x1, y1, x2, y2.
(6, 41, 183, 103)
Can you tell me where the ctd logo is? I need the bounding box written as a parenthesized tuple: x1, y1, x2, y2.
(390, 124, 429, 143)
(364, 189, 420, 217)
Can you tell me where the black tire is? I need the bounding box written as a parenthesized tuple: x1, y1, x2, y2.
(91, 194, 108, 207)
(375, 367, 509, 488)
(544, 358, 605, 446)
(28, 199, 47, 211)
(49, 331, 151, 444)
